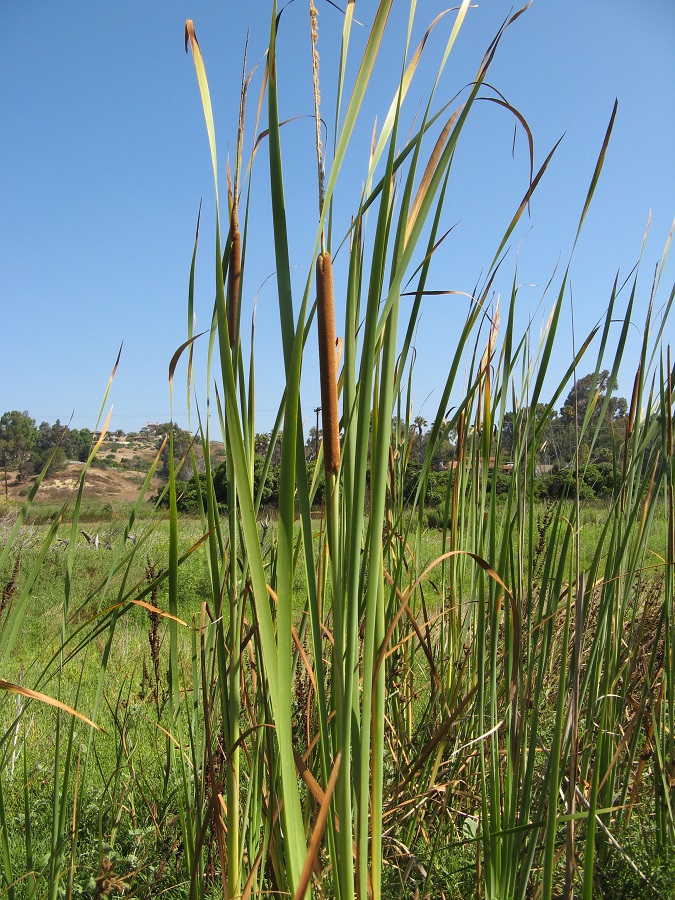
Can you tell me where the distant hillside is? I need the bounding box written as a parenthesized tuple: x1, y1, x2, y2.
(4, 460, 158, 504)
(2, 436, 225, 505)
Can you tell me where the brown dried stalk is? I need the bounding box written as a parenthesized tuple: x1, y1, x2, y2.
(0, 554, 20, 619)
(228, 208, 241, 345)
(316, 251, 340, 475)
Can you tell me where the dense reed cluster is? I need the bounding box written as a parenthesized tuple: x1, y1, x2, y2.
(0, 3, 673, 899)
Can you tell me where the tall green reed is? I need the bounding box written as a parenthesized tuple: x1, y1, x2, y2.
(178, 2, 672, 898)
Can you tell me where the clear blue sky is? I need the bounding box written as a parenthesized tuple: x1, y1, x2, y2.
(2, 0, 673, 436)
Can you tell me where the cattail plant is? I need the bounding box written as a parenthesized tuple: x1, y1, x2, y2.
(228, 207, 241, 347)
(180, 3, 675, 897)
(310, 1, 340, 480)
(316, 253, 340, 477)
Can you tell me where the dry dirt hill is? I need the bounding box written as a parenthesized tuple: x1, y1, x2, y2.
(9, 462, 158, 504)
(2, 437, 224, 505)
(2, 441, 157, 504)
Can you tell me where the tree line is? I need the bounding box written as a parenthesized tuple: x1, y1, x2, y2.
(402, 371, 629, 470)
(3, 370, 631, 507)
(0, 411, 93, 494)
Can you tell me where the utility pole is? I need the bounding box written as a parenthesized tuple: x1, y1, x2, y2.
(314, 406, 321, 461)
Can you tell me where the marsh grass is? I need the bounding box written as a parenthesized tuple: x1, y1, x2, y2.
(1, 495, 673, 897)
(1, 2, 674, 898)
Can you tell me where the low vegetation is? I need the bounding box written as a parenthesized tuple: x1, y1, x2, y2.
(1, 3, 674, 899)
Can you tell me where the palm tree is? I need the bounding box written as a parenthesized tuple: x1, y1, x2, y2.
(413, 415, 427, 461)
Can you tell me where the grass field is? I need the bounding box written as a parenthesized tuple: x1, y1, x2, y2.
(1, 491, 673, 897)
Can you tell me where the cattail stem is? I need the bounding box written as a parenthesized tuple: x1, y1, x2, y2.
(228, 209, 241, 346)
(317, 251, 340, 475)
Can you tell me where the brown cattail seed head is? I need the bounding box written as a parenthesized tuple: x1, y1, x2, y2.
(228, 210, 241, 346)
(316, 251, 340, 475)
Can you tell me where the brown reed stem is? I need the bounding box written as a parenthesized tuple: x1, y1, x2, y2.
(228, 208, 241, 346)
(227, 36, 247, 349)
(316, 251, 340, 475)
